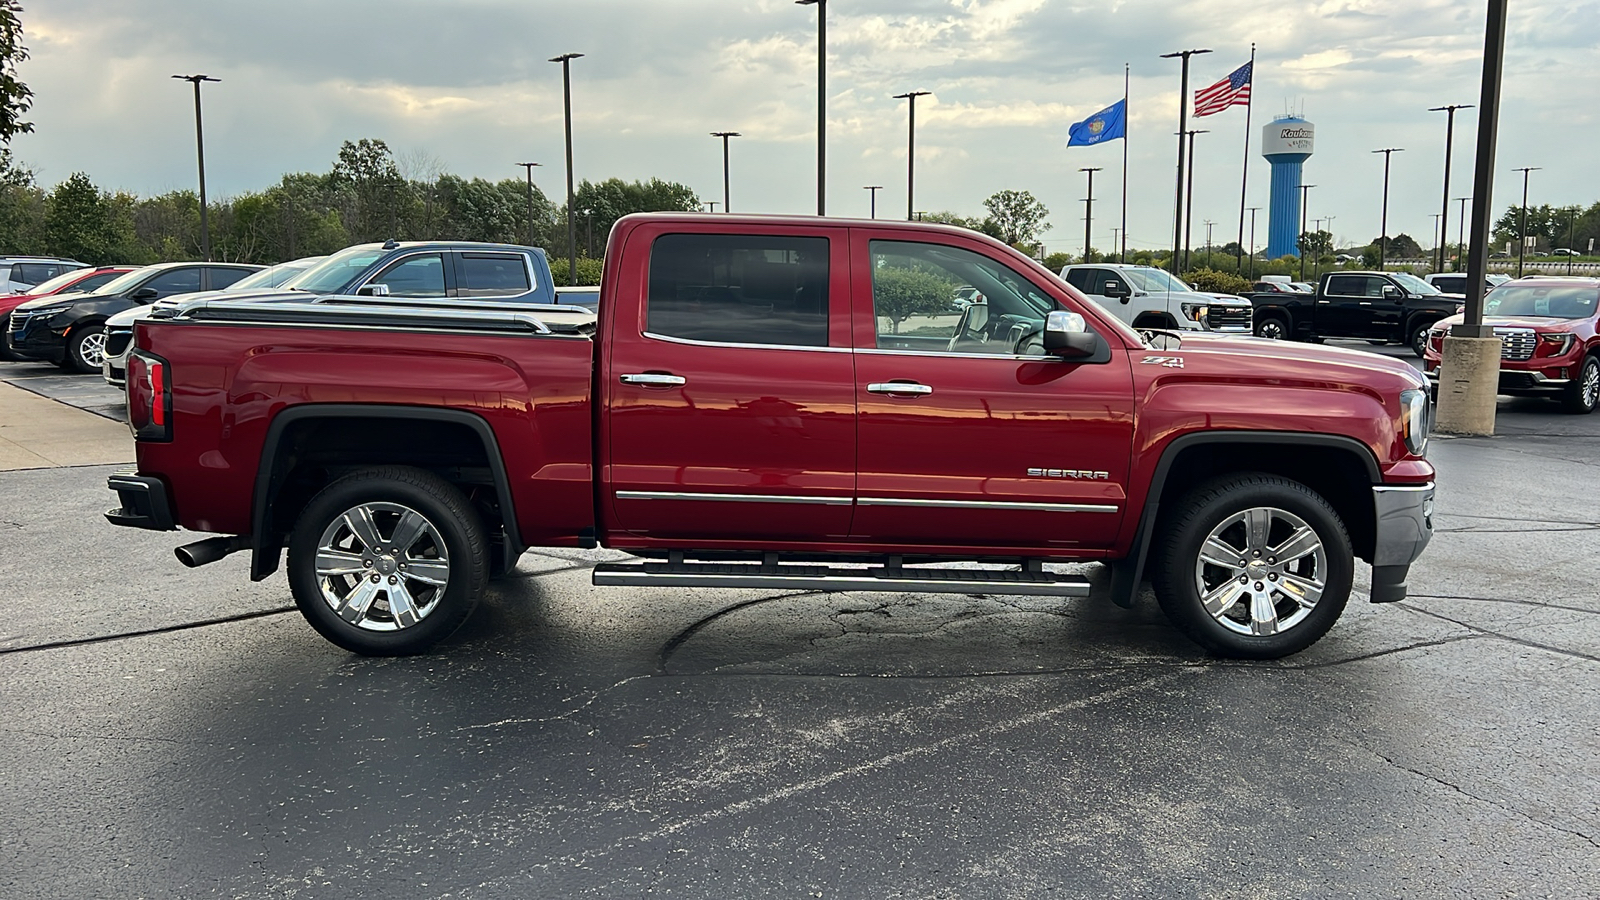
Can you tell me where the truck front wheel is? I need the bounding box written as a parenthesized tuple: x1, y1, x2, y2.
(287, 466, 487, 655)
(1151, 473, 1352, 659)
(1408, 321, 1434, 358)
(1253, 315, 1288, 340)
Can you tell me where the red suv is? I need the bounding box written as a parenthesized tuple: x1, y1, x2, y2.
(0, 266, 136, 360)
(1422, 277, 1600, 413)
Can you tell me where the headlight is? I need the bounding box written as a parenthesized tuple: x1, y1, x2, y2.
(1180, 302, 1209, 322)
(1400, 388, 1431, 456)
(1538, 332, 1575, 355)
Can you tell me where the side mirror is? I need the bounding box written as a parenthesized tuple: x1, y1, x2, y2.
(1042, 310, 1102, 358)
(1102, 279, 1132, 301)
(130, 287, 159, 302)
(357, 283, 392, 297)
(1188, 282, 1200, 290)
(1382, 284, 1402, 299)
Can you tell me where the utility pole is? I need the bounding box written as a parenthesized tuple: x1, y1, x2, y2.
(1204, 219, 1214, 268)
(710, 132, 740, 213)
(796, 0, 826, 215)
(549, 53, 584, 285)
(1454, 197, 1470, 272)
(1182, 128, 1208, 272)
(1298, 183, 1315, 282)
(1429, 104, 1474, 274)
(1430, 213, 1445, 270)
(1247, 206, 1261, 279)
(171, 74, 220, 261)
(1111, 227, 1121, 261)
(864, 185, 882, 219)
(515, 162, 542, 247)
(1080, 167, 1102, 261)
(1372, 148, 1404, 270)
(1512, 166, 1540, 277)
(1160, 48, 1212, 275)
(894, 91, 932, 221)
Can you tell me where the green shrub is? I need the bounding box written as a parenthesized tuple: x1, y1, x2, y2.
(1182, 267, 1253, 296)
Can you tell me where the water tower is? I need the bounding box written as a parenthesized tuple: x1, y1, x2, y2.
(1262, 116, 1315, 258)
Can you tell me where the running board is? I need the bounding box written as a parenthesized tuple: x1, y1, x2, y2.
(592, 559, 1091, 597)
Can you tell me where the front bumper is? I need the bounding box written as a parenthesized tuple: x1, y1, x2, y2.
(1369, 482, 1435, 603)
(5, 323, 66, 363)
(1424, 364, 1572, 394)
(105, 471, 177, 531)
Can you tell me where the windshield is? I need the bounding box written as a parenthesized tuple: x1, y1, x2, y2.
(1484, 285, 1599, 319)
(1391, 272, 1441, 295)
(1122, 268, 1191, 293)
(93, 267, 156, 296)
(288, 246, 384, 293)
(225, 259, 322, 291)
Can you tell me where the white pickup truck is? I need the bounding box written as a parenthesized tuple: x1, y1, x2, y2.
(1060, 263, 1254, 334)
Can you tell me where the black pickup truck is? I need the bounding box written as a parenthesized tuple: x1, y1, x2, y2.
(1246, 270, 1464, 357)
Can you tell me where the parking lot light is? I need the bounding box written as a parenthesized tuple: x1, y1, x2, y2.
(171, 75, 220, 261)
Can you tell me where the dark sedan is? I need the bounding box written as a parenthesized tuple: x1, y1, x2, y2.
(6, 262, 261, 372)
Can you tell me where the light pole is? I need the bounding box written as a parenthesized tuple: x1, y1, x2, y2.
(1567, 205, 1578, 275)
(705, 201, 719, 213)
(1182, 128, 1208, 271)
(1297, 183, 1315, 282)
(864, 185, 882, 219)
(1111, 227, 1121, 261)
(515, 162, 542, 247)
(549, 52, 584, 285)
(1455, 197, 1470, 271)
(1372, 148, 1404, 269)
(1512, 166, 1540, 277)
(894, 91, 932, 221)
(1430, 213, 1444, 270)
(796, 0, 826, 215)
(172, 74, 220, 261)
(1203, 219, 1214, 269)
(1161, 48, 1212, 275)
(1429, 104, 1474, 274)
(1247, 206, 1261, 279)
(710, 132, 740, 213)
(1080, 166, 1102, 261)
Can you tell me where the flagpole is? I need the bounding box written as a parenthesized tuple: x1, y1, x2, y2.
(1236, 43, 1255, 274)
(1121, 62, 1129, 264)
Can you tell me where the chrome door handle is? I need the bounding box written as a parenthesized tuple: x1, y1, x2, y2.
(1317, 300, 1331, 304)
(1358, 301, 1372, 306)
(867, 382, 933, 396)
(620, 373, 687, 387)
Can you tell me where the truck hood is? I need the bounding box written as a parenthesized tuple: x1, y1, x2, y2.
(1428, 312, 1586, 332)
(1149, 331, 1427, 391)
(1195, 291, 1251, 307)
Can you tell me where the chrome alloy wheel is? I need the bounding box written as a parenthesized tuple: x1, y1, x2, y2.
(1582, 360, 1600, 409)
(1256, 319, 1286, 340)
(78, 330, 108, 367)
(314, 502, 451, 631)
(1193, 506, 1327, 637)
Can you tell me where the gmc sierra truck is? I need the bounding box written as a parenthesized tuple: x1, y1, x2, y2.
(106, 214, 1436, 660)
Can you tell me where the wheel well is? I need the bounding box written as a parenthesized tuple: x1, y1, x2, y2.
(258, 413, 517, 573)
(1153, 441, 1376, 563)
(1132, 312, 1179, 330)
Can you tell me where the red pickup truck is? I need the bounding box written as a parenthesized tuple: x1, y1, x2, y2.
(106, 214, 1435, 660)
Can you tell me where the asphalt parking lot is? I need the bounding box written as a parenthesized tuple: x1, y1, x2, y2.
(1, 350, 1596, 899)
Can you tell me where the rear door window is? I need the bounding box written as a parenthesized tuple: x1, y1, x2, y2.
(13, 263, 65, 285)
(1326, 275, 1375, 297)
(456, 253, 532, 297)
(646, 234, 829, 347)
(205, 267, 254, 290)
(73, 270, 123, 293)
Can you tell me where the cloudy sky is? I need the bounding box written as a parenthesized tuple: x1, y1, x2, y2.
(12, 0, 1598, 256)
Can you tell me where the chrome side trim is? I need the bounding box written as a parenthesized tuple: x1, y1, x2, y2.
(1371, 483, 1435, 493)
(857, 497, 1119, 513)
(642, 331, 851, 353)
(616, 490, 853, 506)
(856, 348, 1060, 362)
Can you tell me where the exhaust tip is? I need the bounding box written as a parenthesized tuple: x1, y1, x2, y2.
(174, 536, 247, 568)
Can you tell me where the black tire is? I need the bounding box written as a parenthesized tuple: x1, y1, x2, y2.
(65, 324, 107, 374)
(0, 315, 16, 361)
(1560, 355, 1600, 414)
(1366, 339, 1390, 346)
(1408, 320, 1434, 358)
(1254, 315, 1288, 340)
(1150, 473, 1353, 659)
(287, 466, 487, 655)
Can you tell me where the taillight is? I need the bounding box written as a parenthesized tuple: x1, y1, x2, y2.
(126, 350, 172, 442)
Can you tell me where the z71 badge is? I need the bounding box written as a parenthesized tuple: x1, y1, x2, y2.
(1027, 468, 1110, 480)
(1141, 355, 1184, 368)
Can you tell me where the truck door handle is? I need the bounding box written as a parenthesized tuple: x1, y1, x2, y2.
(620, 373, 687, 387)
(1317, 300, 1331, 304)
(867, 381, 933, 396)
(1359, 301, 1372, 306)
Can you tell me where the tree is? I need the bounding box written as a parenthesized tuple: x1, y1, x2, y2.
(921, 210, 1003, 240)
(1297, 230, 1333, 259)
(570, 177, 699, 256)
(330, 138, 409, 242)
(872, 266, 957, 334)
(0, 1, 32, 145)
(982, 189, 1050, 247)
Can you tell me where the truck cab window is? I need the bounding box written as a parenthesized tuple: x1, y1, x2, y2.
(870, 240, 1055, 356)
(370, 254, 447, 298)
(646, 233, 829, 347)
(458, 254, 532, 297)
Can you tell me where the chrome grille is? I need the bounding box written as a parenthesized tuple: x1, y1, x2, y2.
(8, 311, 28, 333)
(104, 328, 133, 359)
(1495, 327, 1536, 361)
(1207, 305, 1253, 332)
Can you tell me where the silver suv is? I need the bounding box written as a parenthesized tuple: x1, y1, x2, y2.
(1059, 263, 1253, 333)
(1, 257, 86, 294)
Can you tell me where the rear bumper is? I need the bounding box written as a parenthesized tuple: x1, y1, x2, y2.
(105, 471, 177, 531)
(1369, 482, 1434, 603)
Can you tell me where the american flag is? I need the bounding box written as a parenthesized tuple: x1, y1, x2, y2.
(1194, 61, 1252, 117)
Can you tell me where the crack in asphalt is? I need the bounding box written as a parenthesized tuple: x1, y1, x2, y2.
(453, 675, 655, 731)
(1398, 603, 1600, 665)
(1438, 513, 1600, 527)
(1292, 634, 1486, 668)
(1437, 525, 1600, 534)
(1343, 739, 1600, 851)
(0, 606, 298, 655)
(1407, 593, 1600, 615)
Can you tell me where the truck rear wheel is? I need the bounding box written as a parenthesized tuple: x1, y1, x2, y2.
(287, 466, 487, 655)
(1150, 473, 1352, 659)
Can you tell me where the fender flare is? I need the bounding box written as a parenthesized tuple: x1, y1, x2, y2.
(1108, 430, 1381, 608)
(248, 404, 522, 581)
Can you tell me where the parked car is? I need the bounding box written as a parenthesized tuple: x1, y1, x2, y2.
(1289, 282, 1316, 293)
(1488, 274, 1512, 286)
(1243, 270, 1464, 356)
(950, 285, 985, 311)
(0, 266, 135, 360)
(1422, 278, 1600, 412)
(101, 257, 326, 386)
(278, 241, 557, 304)
(1425, 273, 1502, 294)
(107, 213, 1434, 661)
(1334, 254, 1357, 264)
(1552, 248, 1581, 257)
(1249, 281, 1302, 294)
(7, 262, 261, 372)
(1060, 263, 1254, 333)
(0, 256, 86, 294)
